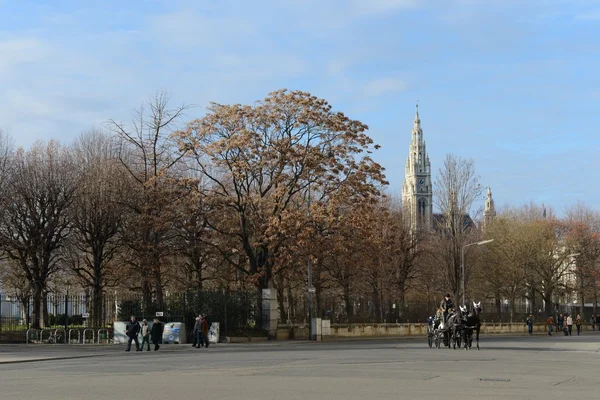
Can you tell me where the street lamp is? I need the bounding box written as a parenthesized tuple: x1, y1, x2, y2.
(307, 182, 314, 341)
(566, 253, 581, 317)
(462, 239, 494, 305)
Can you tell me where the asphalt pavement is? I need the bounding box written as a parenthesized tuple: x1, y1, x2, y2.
(1, 333, 599, 399)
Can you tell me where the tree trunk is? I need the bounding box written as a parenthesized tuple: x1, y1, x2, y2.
(153, 264, 164, 310)
(495, 292, 501, 316)
(287, 283, 295, 322)
(142, 279, 153, 315)
(343, 288, 353, 322)
(276, 282, 287, 323)
(543, 292, 553, 315)
(371, 285, 381, 323)
(31, 289, 43, 330)
(92, 286, 103, 328)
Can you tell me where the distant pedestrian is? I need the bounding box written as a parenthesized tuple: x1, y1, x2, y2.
(192, 316, 200, 348)
(557, 313, 564, 332)
(546, 316, 554, 336)
(526, 314, 534, 335)
(125, 316, 141, 352)
(201, 314, 210, 348)
(195, 315, 205, 348)
(576, 314, 582, 336)
(140, 319, 151, 351)
(597, 315, 600, 331)
(151, 318, 163, 351)
(591, 315, 596, 331)
(566, 314, 573, 336)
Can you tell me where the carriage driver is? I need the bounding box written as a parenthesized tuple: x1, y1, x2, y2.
(440, 293, 454, 323)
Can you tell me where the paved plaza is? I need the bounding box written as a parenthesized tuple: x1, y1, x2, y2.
(1, 334, 599, 399)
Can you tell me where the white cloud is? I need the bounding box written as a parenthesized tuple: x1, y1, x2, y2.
(0, 39, 50, 74)
(362, 78, 406, 97)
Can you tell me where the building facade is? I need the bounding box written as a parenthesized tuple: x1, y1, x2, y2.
(401, 106, 433, 231)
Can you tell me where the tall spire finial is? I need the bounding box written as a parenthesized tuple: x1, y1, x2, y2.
(414, 101, 420, 124)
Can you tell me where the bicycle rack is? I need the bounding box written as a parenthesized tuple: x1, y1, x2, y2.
(82, 329, 95, 344)
(40, 329, 53, 343)
(54, 329, 67, 344)
(68, 329, 81, 344)
(26, 329, 40, 344)
(97, 329, 109, 344)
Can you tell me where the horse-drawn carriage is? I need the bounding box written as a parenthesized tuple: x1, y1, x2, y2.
(427, 302, 482, 350)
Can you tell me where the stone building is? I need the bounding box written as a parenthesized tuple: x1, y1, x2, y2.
(401, 106, 433, 231)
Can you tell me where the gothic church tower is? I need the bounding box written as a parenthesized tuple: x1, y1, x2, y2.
(483, 187, 496, 228)
(402, 105, 432, 231)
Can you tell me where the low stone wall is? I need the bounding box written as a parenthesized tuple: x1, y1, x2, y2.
(275, 322, 589, 339)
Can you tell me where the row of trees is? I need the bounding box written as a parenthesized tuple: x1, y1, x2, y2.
(474, 204, 600, 319)
(0, 90, 597, 328)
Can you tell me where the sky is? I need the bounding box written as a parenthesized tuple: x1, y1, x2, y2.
(1, 0, 599, 215)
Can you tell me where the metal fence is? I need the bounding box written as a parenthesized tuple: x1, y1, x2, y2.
(1, 290, 544, 343)
(0, 290, 260, 343)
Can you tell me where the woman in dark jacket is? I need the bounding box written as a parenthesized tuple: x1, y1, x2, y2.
(151, 318, 163, 351)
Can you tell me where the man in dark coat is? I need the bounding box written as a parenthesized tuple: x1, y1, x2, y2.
(151, 318, 163, 351)
(200, 314, 210, 348)
(125, 316, 141, 352)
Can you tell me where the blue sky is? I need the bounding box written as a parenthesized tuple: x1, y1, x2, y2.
(1, 0, 599, 215)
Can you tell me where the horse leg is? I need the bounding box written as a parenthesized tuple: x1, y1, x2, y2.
(476, 326, 480, 350)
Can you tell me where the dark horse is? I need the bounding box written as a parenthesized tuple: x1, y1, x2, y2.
(463, 301, 482, 350)
(447, 306, 467, 349)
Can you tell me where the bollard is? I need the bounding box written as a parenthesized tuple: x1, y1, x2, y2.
(68, 329, 81, 344)
(97, 329, 109, 344)
(26, 329, 39, 344)
(82, 329, 95, 344)
(40, 329, 53, 343)
(54, 329, 67, 344)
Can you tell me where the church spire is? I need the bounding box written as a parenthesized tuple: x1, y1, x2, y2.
(402, 104, 432, 232)
(484, 186, 496, 228)
(414, 103, 420, 127)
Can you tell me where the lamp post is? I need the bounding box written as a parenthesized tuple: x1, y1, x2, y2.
(64, 281, 72, 337)
(462, 239, 494, 305)
(307, 182, 314, 341)
(566, 253, 581, 317)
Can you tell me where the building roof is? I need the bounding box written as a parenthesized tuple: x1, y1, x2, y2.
(432, 213, 476, 231)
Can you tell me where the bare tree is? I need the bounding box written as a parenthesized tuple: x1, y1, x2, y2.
(433, 154, 482, 303)
(68, 130, 124, 327)
(107, 91, 191, 309)
(0, 141, 77, 329)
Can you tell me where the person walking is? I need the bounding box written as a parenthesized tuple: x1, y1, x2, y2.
(201, 313, 210, 348)
(566, 314, 573, 336)
(195, 315, 205, 348)
(125, 316, 141, 352)
(557, 313, 564, 333)
(526, 314, 534, 335)
(590, 315, 596, 331)
(151, 318, 163, 351)
(546, 315, 554, 335)
(192, 316, 200, 348)
(140, 319, 151, 351)
(576, 314, 582, 336)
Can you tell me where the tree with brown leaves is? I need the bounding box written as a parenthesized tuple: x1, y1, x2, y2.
(176, 90, 387, 293)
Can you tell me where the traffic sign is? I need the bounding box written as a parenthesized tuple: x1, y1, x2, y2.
(156, 312, 164, 317)
(82, 313, 90, 318)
